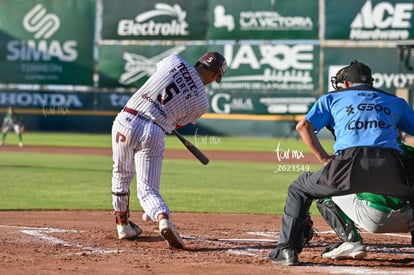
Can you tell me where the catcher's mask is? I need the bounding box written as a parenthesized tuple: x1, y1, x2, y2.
(331, 60, 374, 90)
(330, 66, 348, 90)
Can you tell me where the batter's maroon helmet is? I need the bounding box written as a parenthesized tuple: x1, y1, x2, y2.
(195, 51, 227, 83)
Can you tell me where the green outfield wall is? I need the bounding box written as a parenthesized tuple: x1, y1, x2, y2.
(0, 0, 413, 137)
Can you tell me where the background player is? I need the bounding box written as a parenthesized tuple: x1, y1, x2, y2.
(1, 106, 24, 147)
(111, 51, 227, 249)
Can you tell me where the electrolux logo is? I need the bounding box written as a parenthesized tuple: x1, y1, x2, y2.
(117, 3, 189, 36)
(6, 4, 78, 62)
(350, 1, 413, 40)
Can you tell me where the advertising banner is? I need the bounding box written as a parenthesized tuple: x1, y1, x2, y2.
(212, 43, 320, 96)
(0, 0, 95, 85)
(98, 43, 320, 95)
(98, 42, 320, 114)
(0, 90, 94, 111)
(323, 47, 414, 93)
(209, 0, 318, 40)
(101, 0, 208, 40)
(325, 0, 414, 41)
(98, 44, 211, 88)
(208, 90, 315, 115)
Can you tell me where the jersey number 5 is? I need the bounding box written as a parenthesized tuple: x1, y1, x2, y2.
(157, 82, 179, 105)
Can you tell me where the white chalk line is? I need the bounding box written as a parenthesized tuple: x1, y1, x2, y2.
(0, 224, 122, 255)
(2, 225, 413, 274)
(184, 231, 414, 274)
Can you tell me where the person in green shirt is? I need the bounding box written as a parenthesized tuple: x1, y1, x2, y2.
(317, 190, 413, 260)
(1, 106, 24, 147)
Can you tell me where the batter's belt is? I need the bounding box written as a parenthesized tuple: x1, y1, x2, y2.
(123, 107, 165, 132)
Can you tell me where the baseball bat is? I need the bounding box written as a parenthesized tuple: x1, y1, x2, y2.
(172, 130, 209, 165)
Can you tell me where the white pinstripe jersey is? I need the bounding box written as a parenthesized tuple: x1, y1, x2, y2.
(125, 55, 209, 133)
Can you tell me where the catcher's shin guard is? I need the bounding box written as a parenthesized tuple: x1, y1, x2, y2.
(316, 198, 360, 242)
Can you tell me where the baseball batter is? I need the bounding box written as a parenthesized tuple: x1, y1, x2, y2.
(1, 106, 24, 147)
(111, 51, 227, 249)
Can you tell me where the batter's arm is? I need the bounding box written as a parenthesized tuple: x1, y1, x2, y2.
(296, 118, 331, 165)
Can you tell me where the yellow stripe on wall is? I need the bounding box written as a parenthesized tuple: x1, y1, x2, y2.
(4, 108, 304, 121)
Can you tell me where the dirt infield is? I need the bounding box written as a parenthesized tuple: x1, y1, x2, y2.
(1, 145, 414, 274)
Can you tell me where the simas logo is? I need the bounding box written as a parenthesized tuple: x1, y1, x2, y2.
(23, 4, 60, 39)
(350, 1, 414, 40)
(7, 4, 77, 62)
(117, 3, 189, 36)
(119, 46, 185, 85)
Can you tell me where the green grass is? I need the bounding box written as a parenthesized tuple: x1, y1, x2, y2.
(0, 132, 328, 214)
(12, 131, 335, 153)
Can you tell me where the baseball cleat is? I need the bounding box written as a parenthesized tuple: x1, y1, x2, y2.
(117, 221, 143, 240)
(269, 244, 299, 266)
(159, 218, 185, 249)
(322, 241, 367, 260)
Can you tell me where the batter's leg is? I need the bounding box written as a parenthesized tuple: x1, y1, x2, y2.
(111, 121, 142, 239)
(135, 124, 168, 222)
(111, 122, 135, 213)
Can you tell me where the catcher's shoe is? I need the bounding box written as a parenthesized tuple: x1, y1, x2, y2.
(322, 241, 367, 260)
(269, 244, 299, 266)
(117, 221, 142, 240)
(159, 218, 185, 249)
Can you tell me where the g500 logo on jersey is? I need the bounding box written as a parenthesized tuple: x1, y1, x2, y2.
(117, 3, 189, 36)
(350, 1, 413, 40)
(6, 4, 78, 62)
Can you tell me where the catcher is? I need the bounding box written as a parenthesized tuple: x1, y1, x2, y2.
(313, 67, 414, 260)
(1, 106, 24, 147)
(269, 60, 414, 266)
